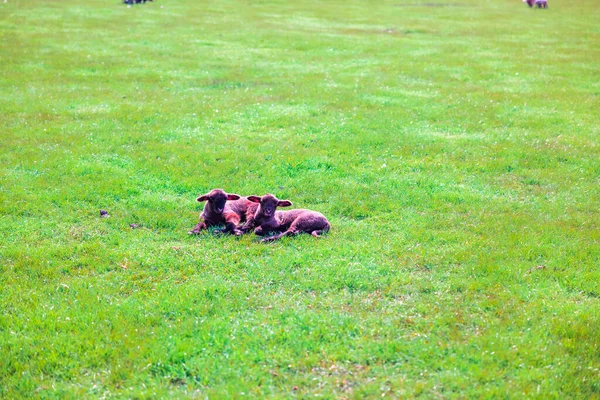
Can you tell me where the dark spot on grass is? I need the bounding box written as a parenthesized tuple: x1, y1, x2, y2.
(170, 377, 186, 386)
(526, 265, 546, 274)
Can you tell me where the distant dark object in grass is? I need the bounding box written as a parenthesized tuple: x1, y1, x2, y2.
(170, 377, 186, 386)
(123, 0, 153, 4)
(129, 223, 140, 229)
(525, 0, 548, 8)
(100, 210, 109, 218)
(525, 265, 547, 275)
(394, 3, 467, 7)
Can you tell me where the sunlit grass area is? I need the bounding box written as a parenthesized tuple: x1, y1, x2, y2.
(1, 0, 599, 397)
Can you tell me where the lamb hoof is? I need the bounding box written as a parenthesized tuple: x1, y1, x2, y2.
(188, 230, 200, 235)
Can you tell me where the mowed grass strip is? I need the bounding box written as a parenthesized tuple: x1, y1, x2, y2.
(1, 0, 599, 397)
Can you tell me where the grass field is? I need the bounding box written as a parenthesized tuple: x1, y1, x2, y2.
(1, 0, 599, 397)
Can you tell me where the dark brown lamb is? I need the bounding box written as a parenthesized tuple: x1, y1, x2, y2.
(188, 188, 258, 236)
(247, 194, 330, 242)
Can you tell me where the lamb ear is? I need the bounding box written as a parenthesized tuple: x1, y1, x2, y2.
(247, 196, 261, 203)
(197, 195, 210, 202)
(227, 194, 241, 200)
(277, 200, 292, 207)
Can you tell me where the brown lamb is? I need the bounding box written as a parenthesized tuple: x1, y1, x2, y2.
(188, 188, 257, 236)
(247, 194, 330, 242)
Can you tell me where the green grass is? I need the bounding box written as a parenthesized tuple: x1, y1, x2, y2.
(1, 0, 599, 397)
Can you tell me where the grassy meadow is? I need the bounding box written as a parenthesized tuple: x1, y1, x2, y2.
(1, 0, 599, 397)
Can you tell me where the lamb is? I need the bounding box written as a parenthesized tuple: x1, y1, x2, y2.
(188, 188, 257, 236)
(524, 0, 547, 8)
(247, 194, 330, 242)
